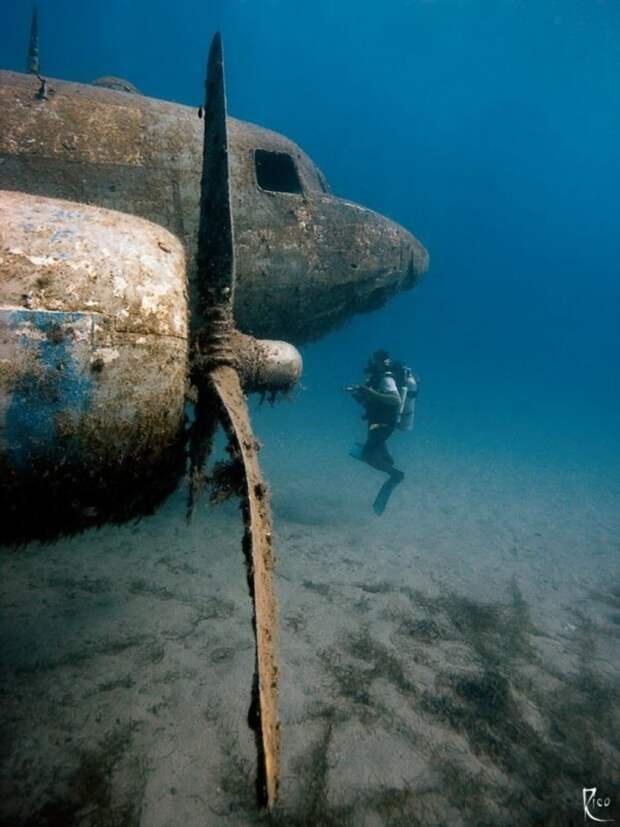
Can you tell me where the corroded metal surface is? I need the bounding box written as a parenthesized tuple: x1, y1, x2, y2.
(211, 365, 280, 809)
(0, 191, 187, 338)
(0, 70, 428, 344)
(236, 334, 303, 392)
(92, 76, 141, 94)
(0, 191, 188, 539)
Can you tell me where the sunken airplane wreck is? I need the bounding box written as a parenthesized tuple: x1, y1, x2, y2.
(0, 22, 428, 809)
(0, 65, 428, 538)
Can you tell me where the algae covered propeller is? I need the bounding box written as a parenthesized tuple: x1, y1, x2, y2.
(188, 34, 281, 807)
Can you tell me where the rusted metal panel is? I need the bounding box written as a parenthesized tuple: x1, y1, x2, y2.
(0, 190, 188, 539)
(0, 70, 429, 345)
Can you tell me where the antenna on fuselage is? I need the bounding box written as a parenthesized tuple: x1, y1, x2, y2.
(26, 6, 40, 75)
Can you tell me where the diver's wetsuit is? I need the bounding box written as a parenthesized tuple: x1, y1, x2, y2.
(360, 372, 404, 482)
(363, 426, 401, 477)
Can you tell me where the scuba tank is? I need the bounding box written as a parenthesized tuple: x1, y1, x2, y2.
(397, 367, 418, 432)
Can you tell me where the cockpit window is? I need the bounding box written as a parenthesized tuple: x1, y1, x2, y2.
(254, 149, 303, 194)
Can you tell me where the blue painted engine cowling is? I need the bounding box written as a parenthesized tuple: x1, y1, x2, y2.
(3, 309, 97, 469)
(0, 191, 189, 542)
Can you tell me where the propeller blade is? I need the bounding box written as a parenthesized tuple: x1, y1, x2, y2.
(190, 33, 280, 808)
(195, 32, 235, 344)
(210, 365, 280, 808)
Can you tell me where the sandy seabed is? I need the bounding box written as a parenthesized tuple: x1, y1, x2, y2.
(1, 425, 619, 826)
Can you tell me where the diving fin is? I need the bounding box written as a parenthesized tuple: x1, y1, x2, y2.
(373, 473, 403, 516)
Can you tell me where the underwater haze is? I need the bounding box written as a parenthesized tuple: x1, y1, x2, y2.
(1, 1, 619, 825)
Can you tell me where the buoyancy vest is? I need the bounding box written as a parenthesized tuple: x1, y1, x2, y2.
(366, 370, 401, 427)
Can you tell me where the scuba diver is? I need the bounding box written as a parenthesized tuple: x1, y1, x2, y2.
(346, 349, 418, 515)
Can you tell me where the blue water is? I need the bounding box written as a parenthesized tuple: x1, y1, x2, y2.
(4, 2, 619, 466)
(1, 2, 619, 824)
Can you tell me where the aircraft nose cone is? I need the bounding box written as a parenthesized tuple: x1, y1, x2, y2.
(352, 211, 429, 314)
(233, 195, 429, 343)
(398, 224, 430, 290)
